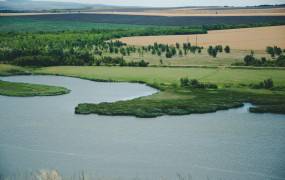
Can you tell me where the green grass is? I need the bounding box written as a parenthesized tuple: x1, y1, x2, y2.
(0, 64, 31, 76)
(0, 64, 70, 97)
(0, 80, 70, 97)
(33, 65, 285, 117)
(34, 66, 285, 87)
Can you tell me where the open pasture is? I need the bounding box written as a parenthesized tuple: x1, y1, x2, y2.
(120, 25, 285, 50)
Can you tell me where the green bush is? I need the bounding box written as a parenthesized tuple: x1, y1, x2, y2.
(180, 77, 218, 89)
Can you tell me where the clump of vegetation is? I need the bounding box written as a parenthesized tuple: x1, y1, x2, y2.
(180, 77, 218, 89)
(207, 45, 227, 57)
(140, 42, 202, 59)
(224, 45, 231, 53)
(233, 53, 285, 67)
(250, 78, 274, 89)
(94, 56, 149, 67)
(266, 46, 283, 58)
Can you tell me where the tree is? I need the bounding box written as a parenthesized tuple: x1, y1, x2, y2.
(266, 46, 275, 58)
(180, 77, 189, 87)
(274, 46, 282, 56)
(179, 50, 183, 56)
(276, 55, 285, 67)
(176, 43, 180, 49)
(244, 55, 256, 66)
(215, 45, 223, 53)
(224, 45, 231, 53)
(166, 51, 173, 58)
(263, 78, 274, 89)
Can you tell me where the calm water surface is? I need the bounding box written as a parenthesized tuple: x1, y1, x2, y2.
(0, 75, 285, 180)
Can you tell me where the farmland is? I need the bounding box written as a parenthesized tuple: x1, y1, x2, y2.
(0, 9, 285, 115)
(1, 3, 285, 179)
(119, 25, 285, 50)
(1, 13, 285, 27)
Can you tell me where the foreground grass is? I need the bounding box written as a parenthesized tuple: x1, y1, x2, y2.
(34, 66, 285, 117)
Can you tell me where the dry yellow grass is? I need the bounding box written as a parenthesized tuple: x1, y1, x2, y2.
(119, 26, 285, 50)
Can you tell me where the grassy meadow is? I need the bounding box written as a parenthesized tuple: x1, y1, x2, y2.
(34, 66, 285, 87)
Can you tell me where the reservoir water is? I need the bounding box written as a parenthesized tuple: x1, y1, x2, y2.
(0, 75, 284, 180)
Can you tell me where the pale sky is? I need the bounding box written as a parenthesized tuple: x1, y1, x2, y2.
(3, 0, 285, 7)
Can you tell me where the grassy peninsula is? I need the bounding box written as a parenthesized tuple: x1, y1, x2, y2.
(0, 80, 70, 97)
(0, 64, 70, 97)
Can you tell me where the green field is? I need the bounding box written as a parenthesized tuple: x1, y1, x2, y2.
(34, 66, 285, 87)
(0, 17, 152, 32)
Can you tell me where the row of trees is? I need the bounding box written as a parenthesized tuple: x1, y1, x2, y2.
(94, 56, 149, 67)
(140, 42, 203, 59)
(242, 54, 285, 67)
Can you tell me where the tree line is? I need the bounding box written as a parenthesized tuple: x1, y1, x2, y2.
(234, 47, 285, 67)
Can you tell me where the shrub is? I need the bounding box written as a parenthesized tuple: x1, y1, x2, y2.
(250, 78, 274, 89)
(244, 55, 256, 66)
(276, 55, 285, 66)
(180, 77, 218, 89)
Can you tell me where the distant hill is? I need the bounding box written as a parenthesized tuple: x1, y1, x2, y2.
(0, 0, 285, 12)
(0, 0, 112, 11)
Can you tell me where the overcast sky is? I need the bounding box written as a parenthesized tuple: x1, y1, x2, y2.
(3, 0, 285, 7)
